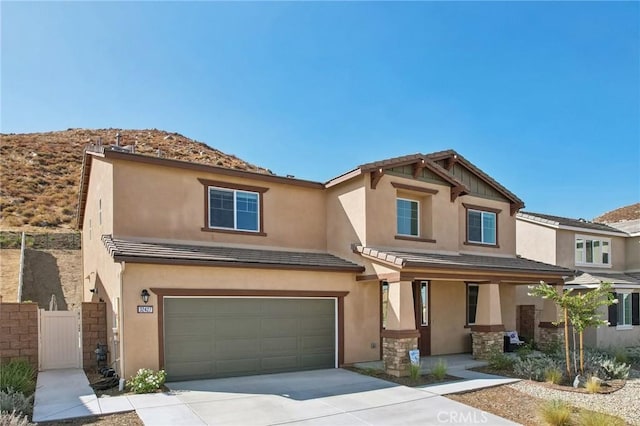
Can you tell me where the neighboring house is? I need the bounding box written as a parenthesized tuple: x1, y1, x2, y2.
(516, 210, 640, 349)
(78, 147, 570, 380)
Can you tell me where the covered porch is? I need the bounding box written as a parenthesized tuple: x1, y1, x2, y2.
(354, 246, 572, 377)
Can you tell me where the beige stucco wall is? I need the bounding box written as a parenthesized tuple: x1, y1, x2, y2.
(81, 158, 124, 371)
(112, 160, 327, 251)
(325, 175, 368, 266)
(592, 303, 640, 348)
(119, 263, 380, 378)
(516, 219, 557, 265)
(500, 284, 516, 331)
(363, 174, 459, 251)
(430, 281, 470, 355)
(457, 195, 516, 256)
(625, 236, 640, 272)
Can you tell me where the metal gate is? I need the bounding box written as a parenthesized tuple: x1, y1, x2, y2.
(39, 310, 81, 370)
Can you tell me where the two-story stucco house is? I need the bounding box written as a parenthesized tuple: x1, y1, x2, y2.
(78, 146, 570, 380)
(516, 211, 640, 348)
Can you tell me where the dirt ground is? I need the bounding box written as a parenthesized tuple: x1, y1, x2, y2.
(36, 411, 143, 426)
(0, 249, 21, 301)
(21, 249, 82, 310)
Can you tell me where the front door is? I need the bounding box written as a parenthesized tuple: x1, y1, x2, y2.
(413, 281, 431, 355)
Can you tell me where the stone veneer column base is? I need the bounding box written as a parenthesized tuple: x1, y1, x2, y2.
(381, 330, 419, 377)
(538, 322, 564, 351)
(471, 325, 505, 360)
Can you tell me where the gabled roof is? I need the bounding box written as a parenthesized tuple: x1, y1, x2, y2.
(102, 235, 364, 273)
(565, 271, 640, 290)
(353, 245, 572, 278)
(426, 150, 524, 209)
(517, 211, 628, 236)
(337, 150, 525, 214)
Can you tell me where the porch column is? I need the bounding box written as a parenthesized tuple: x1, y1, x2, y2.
(382, 280, 419, 377)
(538, 283, 564, 350)
(471, 282, 505, 359)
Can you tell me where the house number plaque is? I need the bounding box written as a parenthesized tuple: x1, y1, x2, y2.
(137, 305, 154, 314)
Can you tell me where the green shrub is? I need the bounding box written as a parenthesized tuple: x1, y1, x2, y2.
(578, 409, 625, 426)
(409, 363, 421, 381)
(0, 410, 34, 426)
(430, 359, 447, 380)
(488, 351, 515, 371)
(0, 389, 32, 416)
(127, 369, 166, 394)
(583, 350, 629, 380)
(539, 399, 572, 426)
(514, 354, 564, 382)
(544, 368, 563, 385)
(0, 361, 35, 395)
(516, 342, 534, 360)
(612, 348, 629, 364)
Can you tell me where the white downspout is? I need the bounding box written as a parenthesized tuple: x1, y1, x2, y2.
(118, 261, 126, 378)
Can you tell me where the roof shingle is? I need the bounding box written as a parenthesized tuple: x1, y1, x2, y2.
(518, 211, 625, 234)
(354, 246, 572, 276)
(102, 235, 364, 272)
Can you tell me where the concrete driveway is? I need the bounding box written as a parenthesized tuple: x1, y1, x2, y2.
(144, 369, 517, 426)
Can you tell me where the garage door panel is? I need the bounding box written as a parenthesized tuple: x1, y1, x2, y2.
(215, 318, 256, 337)
(215, 358, 260, 375)
(166, 339, 212, 362)
(164, 298, 336, 381)
(214, 338, 260, 359)
(302, 335, 335, 352)
(301, 353, 334, 368)
(165, 318, 212, 335)
(260, 318, 298, 337)
(260, 356, 298, 370)
(299, 317, 334, 332)
(261, 337, 298, 354)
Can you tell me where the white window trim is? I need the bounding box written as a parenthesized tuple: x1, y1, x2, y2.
(468, 209, 497, 245)
(467, 283, 479, 326)
(575, 234, 612, 268)
(397, 197, 420, 237)
(616, 290, 633, 330)
(208, 186, 260, 232)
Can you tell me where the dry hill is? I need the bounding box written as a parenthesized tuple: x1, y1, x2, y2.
(0, 128, 271, 230)
(594, 203, 640, 223)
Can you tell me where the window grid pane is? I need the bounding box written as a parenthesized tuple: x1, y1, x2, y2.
(397, 199, 418, 236)
(468, 211, 482, 243)
(576, 237, 610, 265)
(210, 189, 235, 228)
(481, 212, 496, 244)
(235, 191, 259, 231)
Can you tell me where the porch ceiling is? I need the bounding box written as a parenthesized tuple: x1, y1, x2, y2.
(353, 245, 573, 283)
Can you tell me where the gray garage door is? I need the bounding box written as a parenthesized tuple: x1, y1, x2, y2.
(164, 297, 336, 381)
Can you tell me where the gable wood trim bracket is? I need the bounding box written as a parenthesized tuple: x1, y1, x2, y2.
(510, 202, 524, 217)
(450, 185, 466, 202)
(390, 181, 439, 195)
(370, 168, 384, 189)
(412, 159, 426, 178)
(445, 155, 458, 171)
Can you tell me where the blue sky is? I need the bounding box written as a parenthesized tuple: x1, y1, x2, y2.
(2, 1, 638, 220)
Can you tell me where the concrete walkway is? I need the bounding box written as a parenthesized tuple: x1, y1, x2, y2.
(33, 366, 519, 425)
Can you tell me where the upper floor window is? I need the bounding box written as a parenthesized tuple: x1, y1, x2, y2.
(209, 188, 259, 231)
(199, 178, 268, 235)
(464, 203, 500, 246)
(397, 198, 419, 236)
(391, 182, 437, 243)
(575, 236, 610, 266)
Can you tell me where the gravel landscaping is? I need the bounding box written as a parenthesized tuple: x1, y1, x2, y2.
(508, 371, 640, 425)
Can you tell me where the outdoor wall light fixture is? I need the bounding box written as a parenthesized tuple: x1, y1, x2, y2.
(141, 289, 150, 304)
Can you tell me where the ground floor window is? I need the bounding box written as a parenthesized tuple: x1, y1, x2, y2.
(467, 283, 479, 325)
